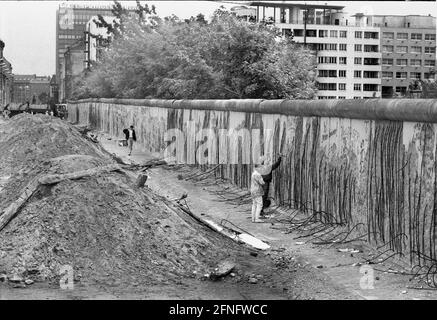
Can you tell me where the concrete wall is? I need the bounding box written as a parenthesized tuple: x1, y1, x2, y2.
(68, 98, 437, 264)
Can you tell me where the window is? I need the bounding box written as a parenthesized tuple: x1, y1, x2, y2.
(364, 45, 378, 52)
(383, 32, 394, 39)
(339, 57, 347, 64)
(396, 59, 407, 66)
(364, 32, 378, 39)
(306, 30, 317, 37)
(355, 31, 362, 38)
(410, 72, 421, 79)
(396, 87, 407, 93)
(397, 33, 408, 40)
(382, 58, 393, 65)
(338, 83, 346, 91)
(317, 43, 337, 51)
(293, 29, 304, 37)
(354, 44, 362, 52)
(330, 30, 338, 38)
(425, 47, 436, 53)
(425, 60, 436, 66)
(354, 57, 362, 65)
(354, 71, 362, 78)
(382, 71, 393, 79)
(354, 97, 361, 100)
(339, 43, 347, 51)
(319, 30, 328, 38)
(396, 72, 407, 79)
(318, 70, 337, 77)
(410, 59, 421, 66)
(338, 96, 346, 99)
(411, 33, 422, 40)
(364, 58, 380, 66)
(338, 70, 346, 77)
(318, 56, 337, 64)
(383, 45, 394, 53)
(363, 71, 379, 78)
(340, 30, 347, 38)
(318, 83, 337, 91)
(363, 84, 378, 91)
(424, 73, 434, 80)
(425, 34, 436, 41)
(396, 46, 408, 53)
(317, 96, 337, 99)
(410, 46, 422, 53)
(354, 84, 361, 91)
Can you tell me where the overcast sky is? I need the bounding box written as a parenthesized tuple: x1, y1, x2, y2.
(0, 1, 436, 76)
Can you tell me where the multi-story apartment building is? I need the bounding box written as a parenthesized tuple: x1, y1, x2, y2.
(0, 39, 13, 106)
(55, 4, 116, 86)
(248, 2, 382, 99)
(372, 15, 436, 97)
(245, 2, 436, 99)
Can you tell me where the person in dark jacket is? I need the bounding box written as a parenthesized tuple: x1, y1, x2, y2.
(123, 125, 137, 156)
(256, 155, 282, 216)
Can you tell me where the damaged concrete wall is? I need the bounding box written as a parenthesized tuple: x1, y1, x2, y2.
(67, 98, 437, 264)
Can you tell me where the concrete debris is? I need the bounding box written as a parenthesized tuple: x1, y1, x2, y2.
(209, 260, 236, 281)
(338, 248, 360, 253)
(248, 277, 258, 284)
(295, 242, 305, 245)
(24, 279, 34, 285)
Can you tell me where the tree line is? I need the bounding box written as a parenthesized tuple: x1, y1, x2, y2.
(71, 1, 317, 100)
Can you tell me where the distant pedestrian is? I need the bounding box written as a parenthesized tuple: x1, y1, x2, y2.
(50, 110, 54, 116)
(250, 157, 266, 223)
(124, 125, 137, 156)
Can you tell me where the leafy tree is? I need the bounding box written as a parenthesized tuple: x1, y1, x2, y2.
(73, 7, 317, 100)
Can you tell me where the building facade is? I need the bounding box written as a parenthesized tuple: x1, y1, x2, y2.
(247, 2, 436, 99)
(60, 41, 86, 102)
(0, 39, 13, 107)
(84, 16, 117, 69)
(12, 75, 51, 104)
(373, 15, 436, 97)
(55, 4, 114, 86)
(248, 2, 382, 99)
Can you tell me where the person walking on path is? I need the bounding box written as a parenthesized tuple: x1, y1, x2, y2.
(250, 157, 266, 223)
(123, 125, 137, 156)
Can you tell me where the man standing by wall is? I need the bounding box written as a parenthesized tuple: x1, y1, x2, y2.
(124, 125, 137, 156)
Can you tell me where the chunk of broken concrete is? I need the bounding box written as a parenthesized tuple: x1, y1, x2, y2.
(210, 260, 236, 281)
(8, 274, 23, 283)
(248, 278, 258, 284)
(24, 279, 34, 285)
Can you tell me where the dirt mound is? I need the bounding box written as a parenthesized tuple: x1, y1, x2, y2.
(0, 115, 240, 286)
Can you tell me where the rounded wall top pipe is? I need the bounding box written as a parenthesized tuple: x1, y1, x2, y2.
(67, 98, 437, 123)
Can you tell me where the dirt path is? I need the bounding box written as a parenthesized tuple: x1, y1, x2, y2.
(97, 131, 437, 300)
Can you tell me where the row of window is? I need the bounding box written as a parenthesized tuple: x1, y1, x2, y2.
(382, 45, 436, 53)
(382, 58, 436, 66)
(317, 56, 347, 64)
(317, 43, 380, 52)
(382, 32, 436, 41)
(354, 31, 379, 39)
(354, 44, 379, 52)
(318, 83, 379, 91)
(58, 34, 82, 39)
(318, 96, 365, 100)
(382, 71, 434, 80)
(318, 70, 379, 78)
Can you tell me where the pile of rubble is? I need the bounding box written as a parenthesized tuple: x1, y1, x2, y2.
(0, 114, 240, 287)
